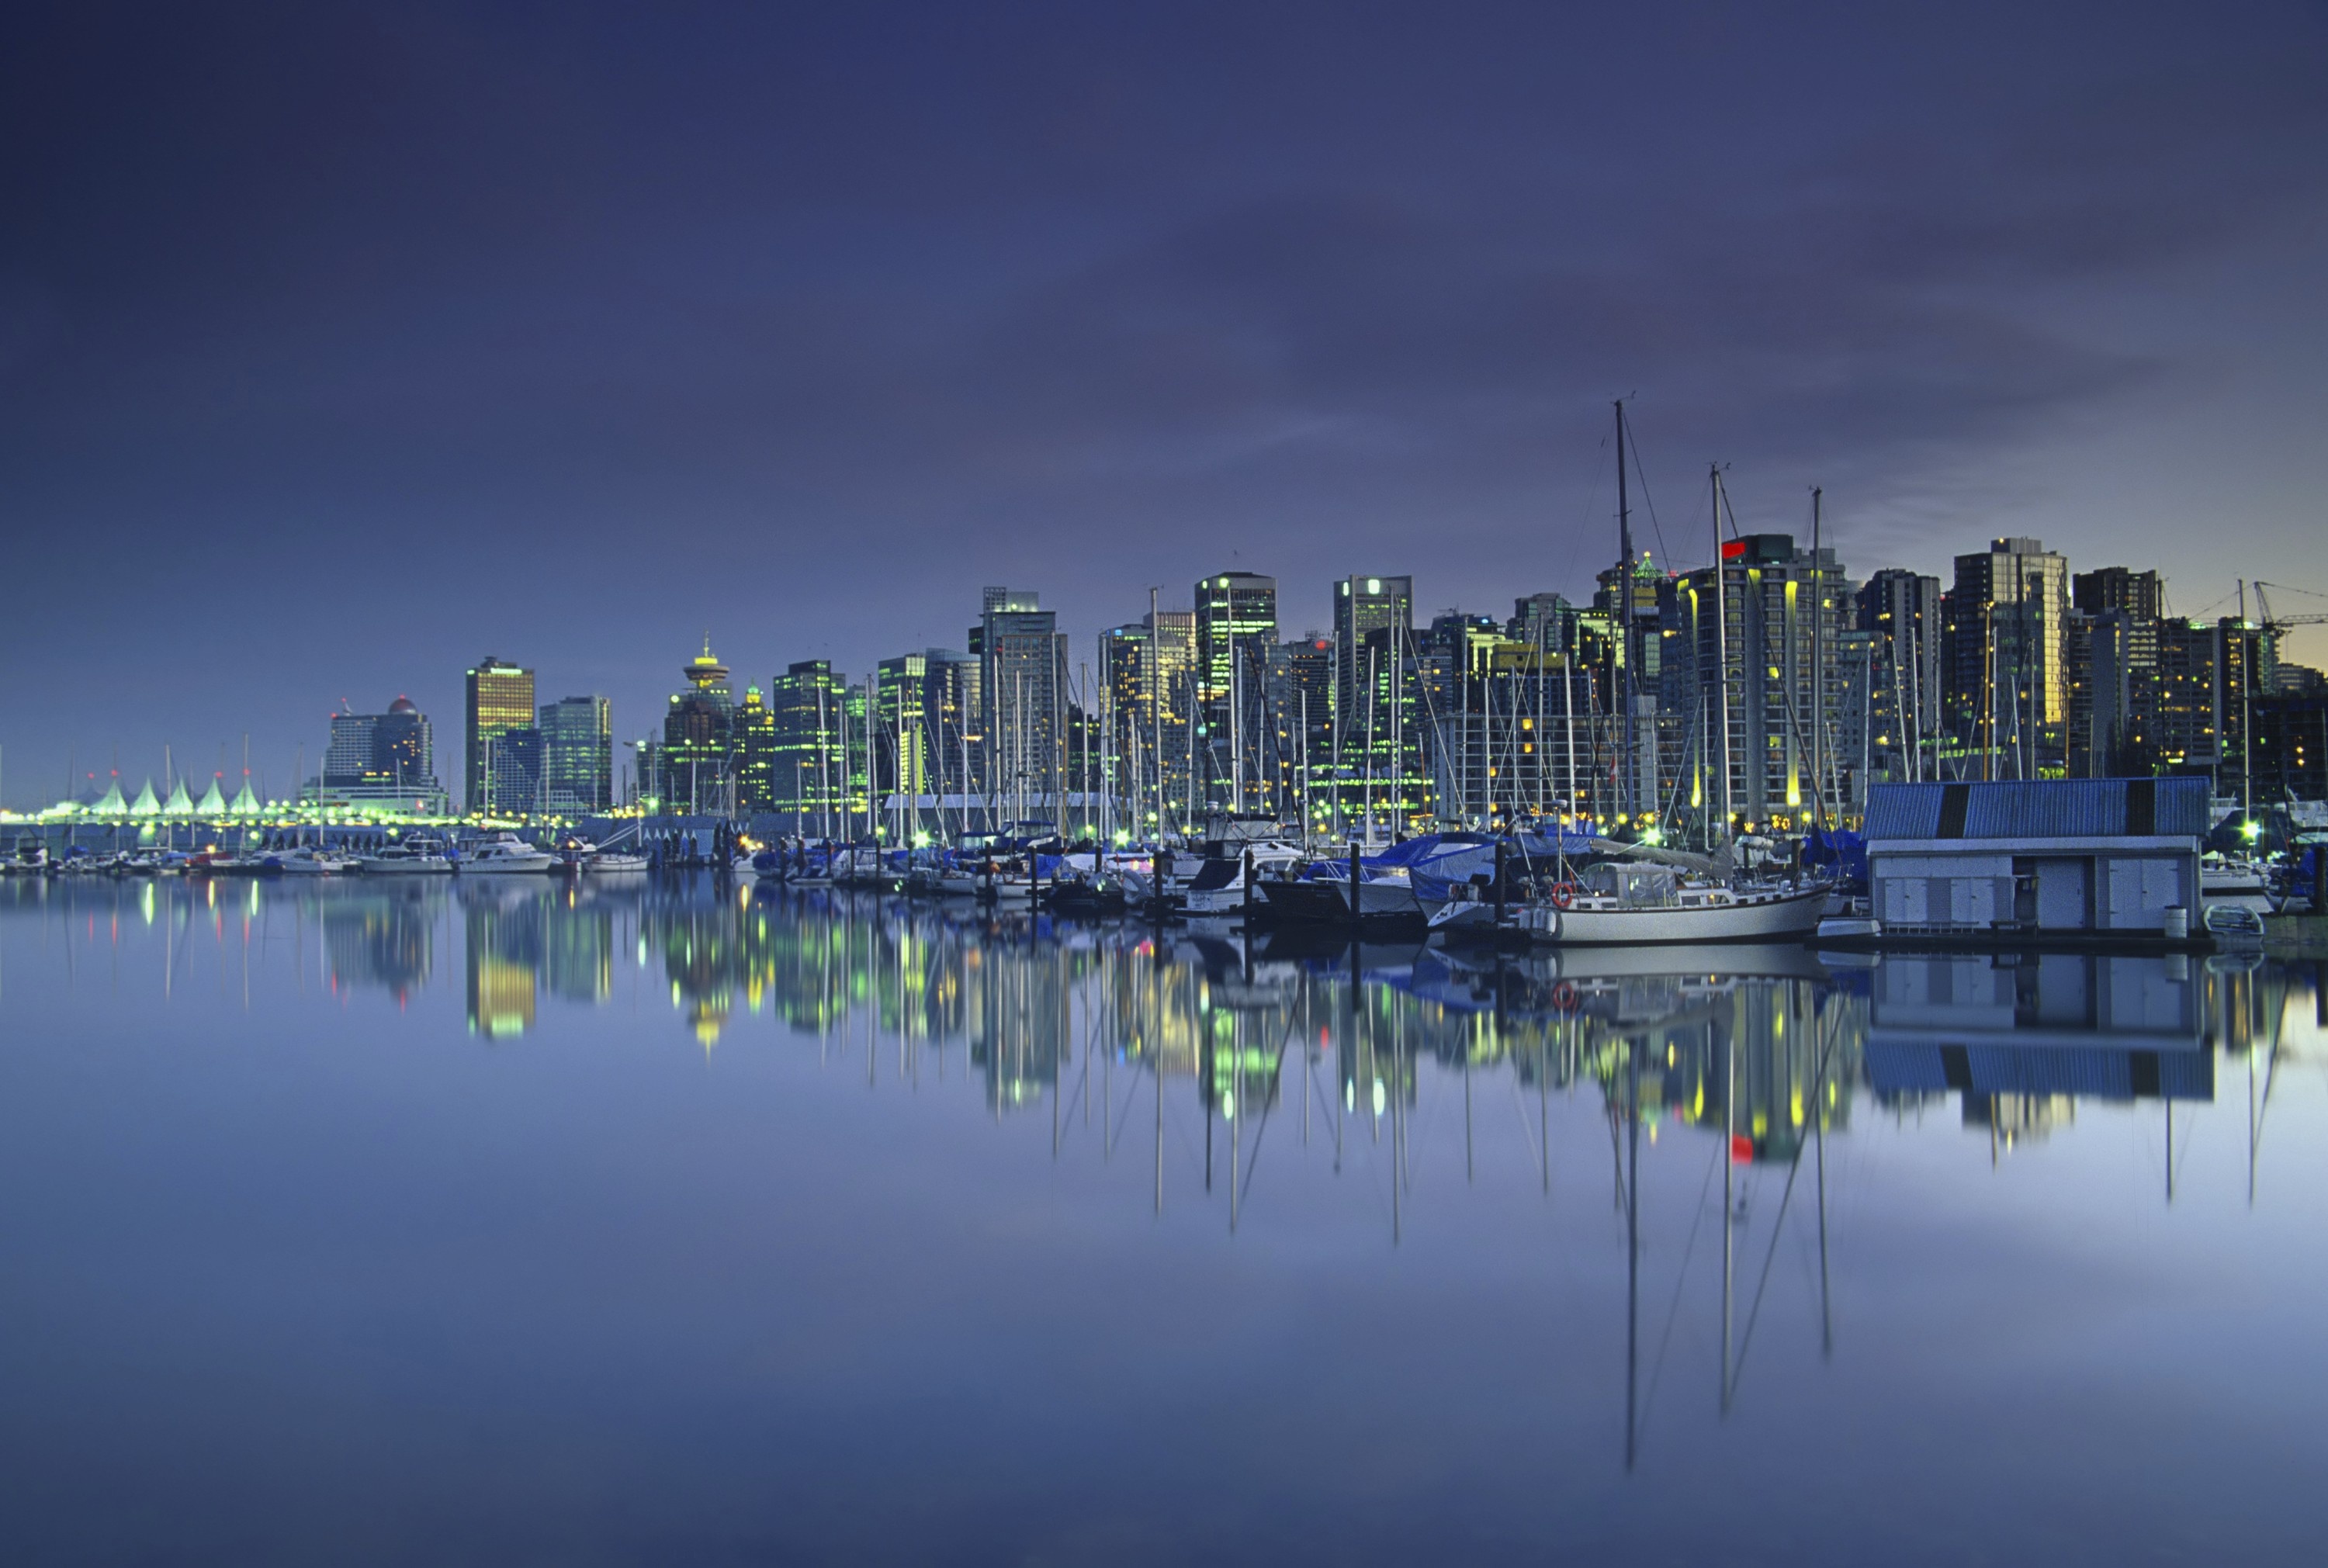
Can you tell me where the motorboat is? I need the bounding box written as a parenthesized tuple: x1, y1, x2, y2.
(359, 836, 454, 874)
(5, 839, 49, 875)
(260, 846, 359, 875)
(2202, 853, 2270, 898)
(1519, 862, 1827, 946)
(459, 833, 556, 874)
(588, 850, 650, 873)
(1179, 840, 1304, 917)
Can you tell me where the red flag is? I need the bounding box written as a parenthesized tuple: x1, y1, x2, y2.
(1720, 538, 1747, 560)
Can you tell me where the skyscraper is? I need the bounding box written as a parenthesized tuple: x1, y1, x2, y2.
(538, 695, 613, 813)
(1331, 576, 1416, 827)
(1856, 569, 1943, 781)
(1941, 538, 2070, 778)
(732, 685, 776, 812)
(659, 646, 734, 815)
(768, 659, 849, 833)
(465, 656, 535, 815)
(1658, 533, 1852, 830)
(979, 587, 1065, 819)
(1194, 572, 1277, 812)
(318, 696, 448, 814)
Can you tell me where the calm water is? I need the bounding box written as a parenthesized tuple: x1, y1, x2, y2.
(2, 875, 2323, 1566)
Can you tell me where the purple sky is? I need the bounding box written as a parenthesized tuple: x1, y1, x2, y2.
(4, 1, 2326, 803)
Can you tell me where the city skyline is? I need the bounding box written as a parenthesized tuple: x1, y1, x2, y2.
(5, 2, 2327, 799)
(5, 529, 2322, 818)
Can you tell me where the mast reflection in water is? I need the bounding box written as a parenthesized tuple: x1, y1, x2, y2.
(2, 874, 2322, 1565)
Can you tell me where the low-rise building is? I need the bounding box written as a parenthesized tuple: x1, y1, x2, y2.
(1865, 777, 2206, 938)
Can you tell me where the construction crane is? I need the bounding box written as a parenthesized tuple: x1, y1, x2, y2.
(2254, 582, 2328, 635)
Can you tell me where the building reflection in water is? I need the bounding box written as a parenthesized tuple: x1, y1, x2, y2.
(8, 872, 2322, 1475)
(12, 875, 2312, 1176)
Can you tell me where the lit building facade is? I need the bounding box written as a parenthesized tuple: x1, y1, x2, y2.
(465, 656, 535, 815)
(1194, 573, 1277, 812)
(1658, 533, 1853, 832)
(539, 695, 613, 814)
(1940, 538, 2070, 778)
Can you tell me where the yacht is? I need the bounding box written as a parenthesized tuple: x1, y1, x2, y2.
(358, 837, 454, 874)
(1519, 861, 1826, 945)
(1180, 840, 1304, 916)
(460, 834, 556, 874)
(260, 846, 359, 875)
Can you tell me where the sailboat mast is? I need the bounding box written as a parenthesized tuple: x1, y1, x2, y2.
(1810, 486, 1824, 832)
(1616, 400, 1634, 823)
(1712, 466, 1734, 840)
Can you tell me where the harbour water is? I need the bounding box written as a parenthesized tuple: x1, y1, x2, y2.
(2, 875, 2323, 1564)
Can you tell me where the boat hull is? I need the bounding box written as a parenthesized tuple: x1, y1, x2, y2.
(1526, 886, 1827, 945)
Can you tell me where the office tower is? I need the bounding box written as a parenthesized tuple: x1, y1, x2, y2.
(1856, 569, 1943, 781)
(658, 645, 734, 815)
(2066, 566, 2166, 777)
(1193, 573, 1277, 813)
(1328, 576, 1416, 827)
(1267, 635, 1335, 827)
(875, 653, 934, 837)
(2156, 617, 2278, 800)
(2254, 690, 2327, 802)
(465, 656, 535, 814)
(918, 649, 982, 824)
(538, 695, 613, 813)
(732, 686, 776, 812)
(1941, 538, 2070, 777)
(1100, 615, 1196, 836)
(768, 659, 848, 833)
(1657, 533, 1852, 831)
(979, 588, 1065, 821)
(317, 696, 448, 814)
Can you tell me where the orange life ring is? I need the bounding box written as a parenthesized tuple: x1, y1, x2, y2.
(1550, 881, 1579, 910)
(1550, 981, 1580, 1012)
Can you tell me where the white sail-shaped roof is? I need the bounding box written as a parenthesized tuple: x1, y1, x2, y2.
(230, 781, 262, 815)
(130, 781, 161, 815)
(94, 778, 127, 815)
(165, 778, 194, 815)
(196, 779, 228, 815)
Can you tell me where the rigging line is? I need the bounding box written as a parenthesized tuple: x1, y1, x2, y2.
(1107, 1054, 1148, 1151)
(1622, 403, 1672, 569)
(1638, 1136, 1725, 1448)
(1235, 1018, 1301, 1206)
(1507, 1075, 1541, 1163)
(1558, 434, 1613, 592)
(1728, 1013, 1838, 1396)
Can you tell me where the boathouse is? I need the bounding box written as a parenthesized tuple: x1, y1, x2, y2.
(1863, 778, 2206, 938)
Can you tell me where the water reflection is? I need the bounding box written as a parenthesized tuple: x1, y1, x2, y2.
(4, 871, 2326, 1560)
(8, 873, 2305, 1192)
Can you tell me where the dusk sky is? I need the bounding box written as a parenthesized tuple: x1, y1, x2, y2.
(5, 1, 2326, 804)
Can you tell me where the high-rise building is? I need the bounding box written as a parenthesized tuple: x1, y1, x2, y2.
(1856, 569, 1943, 782)
(732, 687, 777, 812)
(1941, 538, 2070, 778)
(317, 695, 448, 814)
(538, 695, 613, 814)
(2155, 617, 2277, 799)
(1658, 533, 1853, 830)
(658, 646, 734, 815)
(1267, 635, 1335, 821)
(875, 653, 933, 836)
(979, 588, 1065, 819)
(465, 656, 535, 814)
(1194, 573, 1277, 812)
(768, 659, 849, 833)
(1325, 576, 1419, 827)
